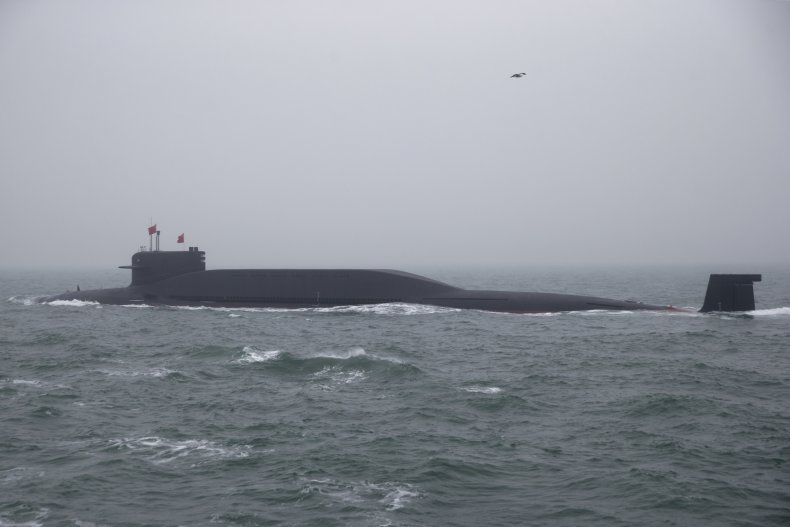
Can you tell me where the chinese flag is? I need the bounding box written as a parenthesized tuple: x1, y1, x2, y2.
(148, 224, 157, 235)
(177, 233, 185, 244)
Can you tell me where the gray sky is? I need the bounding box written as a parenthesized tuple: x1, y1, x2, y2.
(1, 0, 789, 269)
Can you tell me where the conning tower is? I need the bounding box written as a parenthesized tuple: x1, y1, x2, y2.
(120, 247, 206, 286)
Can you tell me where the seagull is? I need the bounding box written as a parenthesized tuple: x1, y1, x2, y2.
(510, 72, 526, 78)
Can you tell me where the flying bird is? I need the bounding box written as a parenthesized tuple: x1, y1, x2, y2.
(510, 72, 526, 78)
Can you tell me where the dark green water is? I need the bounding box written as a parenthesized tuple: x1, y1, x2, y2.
(2, 268, 789, 526)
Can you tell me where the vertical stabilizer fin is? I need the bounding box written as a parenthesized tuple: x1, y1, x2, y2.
(700, 274, 762, 312)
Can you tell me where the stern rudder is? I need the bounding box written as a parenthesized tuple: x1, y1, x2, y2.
(700, 274, 762, 312)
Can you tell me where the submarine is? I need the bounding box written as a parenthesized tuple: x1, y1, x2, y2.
(45, 245, 761, 314)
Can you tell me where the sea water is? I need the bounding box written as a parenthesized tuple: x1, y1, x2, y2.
(1, 267, 788, 526)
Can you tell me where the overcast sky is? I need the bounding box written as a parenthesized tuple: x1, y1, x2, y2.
(1, 0, 788, 269)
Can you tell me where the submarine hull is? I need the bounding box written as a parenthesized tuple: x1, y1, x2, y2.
(44, 248, 760, 313)
(47, 268, 674, 313)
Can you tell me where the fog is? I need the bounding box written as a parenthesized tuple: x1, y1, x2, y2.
(1, 0, 789, 269)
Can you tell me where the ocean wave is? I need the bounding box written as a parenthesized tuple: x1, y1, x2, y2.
(299, 478, 419, 512)
(247, 346, 418, 382)
(0, 506, 49, 527)
(286, 348, 374, 389)
(95, 367, 181, 379)
(1, 379, 69, 391)
(313, 366, 367, 389)
(107, 436, 251, 466)
(463, 385, 502, 394)
(311, 346, 404, 365)
(235, 346, 281, 364)
(7, 379, 42, 386)
(312, 346, 368, 360)
(243, 345, 405, 365)
(0, 466, 46, 486)
(621, 393, 717, 417)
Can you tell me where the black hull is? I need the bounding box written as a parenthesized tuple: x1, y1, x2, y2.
(45, 249, 760, 313)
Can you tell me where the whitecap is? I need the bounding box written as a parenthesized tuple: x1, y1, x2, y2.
(10, 379, 41, 386)
(315, 346, 367, 360)
(313, 366, 367, 387)
(3, 379, 68, 391)
(0, 506, 49, 527)
(96, 367, 177, 378)
(108, 436, 250, 465)
(464, 385, 502, 394)
(298, 479, 419, 511)
(310, 346, 408, 366)
(236, 347, 281, 364)
(378, 483, 421, 511)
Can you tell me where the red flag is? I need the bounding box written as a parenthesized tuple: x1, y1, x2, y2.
(177, 233, 185, 244)
(148, 224, 157, 235)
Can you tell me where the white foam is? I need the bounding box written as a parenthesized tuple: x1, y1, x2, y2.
(172, 305, 270, 313)
(299, 479, 419, 511)
(315, 346, 367, 360)
(3, 379, 68, 390)
(184, 303, 457, 315)
(96, 367, 176, 378)
(499, 308, 702, 318)
(109, 436, 250, 465)
(309, 346, 407, 366)
(313, 366, 367, 387)
(6, 295, 43, 306)
(317, 303, 459, 316)
(45, 299, 101, 308)
(464, 385, 502, 394)
(378, 484, 420, 511)
(0, 507, 49, 527)
(10, 379, 41, 386)
(0, 467, 45, 485)
(72, 520, 108, 527)
(750, 307, 790, 316)
(236, 347, 281, 364)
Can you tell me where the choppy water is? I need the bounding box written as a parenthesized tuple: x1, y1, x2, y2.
(2, 267, 789, 526)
